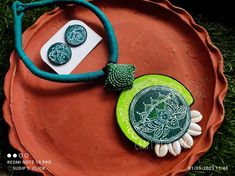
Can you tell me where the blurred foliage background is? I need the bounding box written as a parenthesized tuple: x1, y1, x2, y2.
(0, 0, 234, 175)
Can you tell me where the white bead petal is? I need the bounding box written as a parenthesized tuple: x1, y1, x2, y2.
(172, 141, 181, 156)
(159, 144, 168, 157)
(182, 133, 194, 148)
(154, 144, 160, 156)
(191, 114, 203, 123)
(179, 138, 190, 148)
(154, 144, 168, 157)
(191, 110, 201, 118)
(188, 129, 201, 136)
(168, 141, 181, 156)
(168, 143, 176, 156)
(188, 122, 202, 136)
(191, 110, 203, 123)
(189, 122, 202, 132)
(179, 133, 194, 149)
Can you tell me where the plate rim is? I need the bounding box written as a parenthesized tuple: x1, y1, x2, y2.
(3, 0, 228, 175)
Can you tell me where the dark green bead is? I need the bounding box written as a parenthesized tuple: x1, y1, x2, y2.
(129, 85, 191, 144)
(105, 63, 136, 91)
(65, 25, 87, 47)
(47, 42, 72, 66)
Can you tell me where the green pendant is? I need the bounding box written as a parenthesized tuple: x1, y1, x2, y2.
(129, 85, 191, 144)
(116, 74, 194, 148)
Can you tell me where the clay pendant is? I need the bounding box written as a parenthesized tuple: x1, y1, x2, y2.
(116, 74, 203, 157)
(130, 85, 191, 144)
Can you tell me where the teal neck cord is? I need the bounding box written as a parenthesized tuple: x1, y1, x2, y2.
(12, 0, 118, 83)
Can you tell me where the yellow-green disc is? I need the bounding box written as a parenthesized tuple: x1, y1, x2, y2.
(116, 74, 194, 148)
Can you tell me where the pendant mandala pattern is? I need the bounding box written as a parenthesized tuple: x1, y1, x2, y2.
(129, 85, 191, 144)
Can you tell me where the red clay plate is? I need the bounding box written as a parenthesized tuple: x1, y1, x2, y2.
(3, 0, 227, 175)
(3, 52, 54, 175)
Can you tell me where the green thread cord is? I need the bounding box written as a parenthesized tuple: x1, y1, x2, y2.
(12, 0, 118, 83)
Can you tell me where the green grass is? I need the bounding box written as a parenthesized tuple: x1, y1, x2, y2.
(185, 22, 235, 176)
(0, 0, 234, 175)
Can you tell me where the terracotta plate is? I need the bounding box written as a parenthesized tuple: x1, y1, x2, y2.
(3, 0, 227, 175)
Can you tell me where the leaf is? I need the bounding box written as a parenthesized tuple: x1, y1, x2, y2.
(153, 125, 163, 139)
(161, 125, 171, 138)
(176, 105, 187, 120)
(139, 118, 162, 133)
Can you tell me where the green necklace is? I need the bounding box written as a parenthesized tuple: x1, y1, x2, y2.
(13, 0, 203, 158)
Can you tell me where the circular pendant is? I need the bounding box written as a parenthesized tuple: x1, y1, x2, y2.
(116, 74, 194, 148)
(65, 25, 87, 47)
(129, 85, 191, 144)
(116, 74, 204, 157)
(47, 42, 72, 66)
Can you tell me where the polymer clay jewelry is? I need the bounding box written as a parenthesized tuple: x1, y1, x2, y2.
(117, 75, 202, 157)
(47, 42, 72, 65)
(13, 0, 119, 83)
(13, 0, 202, 158)
(65, 24, 87, 47)
(47, 24, 87, 66)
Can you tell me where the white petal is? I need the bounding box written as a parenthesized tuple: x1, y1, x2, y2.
(179, 133, 194, 149)
(182, 133, 194, 148)
(191, 110, 203, 123)
(191, 114, 203, 123)
(168, 143, 176, 156)
(159, 144, 168, 157)
(191, 110, 201, 118)
(179, 138, 190, 148)
(154, 144, 168, 157)
(168, 141, 181, 156)
(188, 129, 201, 136)
(172, 141, 181, 155)
(154, 144, 160, 156)
(189, 122, 202, 132)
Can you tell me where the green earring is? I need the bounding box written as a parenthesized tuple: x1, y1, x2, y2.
(65, 24, 87, 47)
(47, 42, 72, 66)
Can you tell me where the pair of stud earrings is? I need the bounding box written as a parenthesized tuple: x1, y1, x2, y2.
(47, 24, 87, 66)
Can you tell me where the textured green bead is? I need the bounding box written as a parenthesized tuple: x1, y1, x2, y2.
(105, 63, 136, 91)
